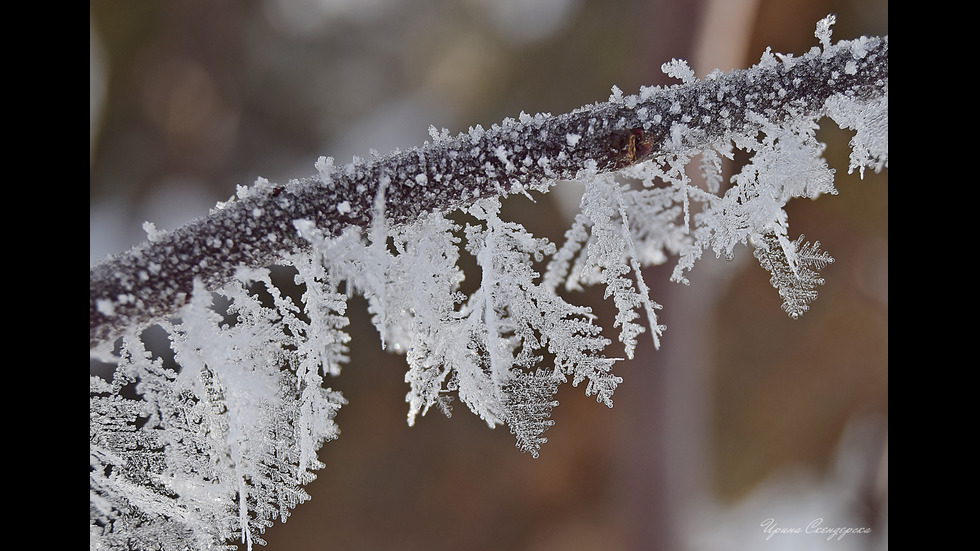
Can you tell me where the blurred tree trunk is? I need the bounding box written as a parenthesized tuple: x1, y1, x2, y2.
(611, 1, 758, 548)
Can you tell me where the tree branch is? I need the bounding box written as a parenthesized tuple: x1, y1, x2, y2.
(90, 34, 887, 348)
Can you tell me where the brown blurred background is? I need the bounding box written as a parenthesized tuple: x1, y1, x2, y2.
(90, 1, 887, 549)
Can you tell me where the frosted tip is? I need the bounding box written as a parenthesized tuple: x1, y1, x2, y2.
(815, 14, 837, 49)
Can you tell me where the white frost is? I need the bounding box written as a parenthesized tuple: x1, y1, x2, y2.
(142, 221, 166, 242)
(662, 58, 696, 84)
(95, 298, 115, 316)
(608, 85, 624, 103)
(815, 14, 836, 50)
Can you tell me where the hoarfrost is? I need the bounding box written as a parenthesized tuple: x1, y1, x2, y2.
(815, 13, 837, 50)
(91, 15, 886, 549)
(662, 58, 697, 84)
(824, 94, 888, 178)
(142, 221, 166, 242)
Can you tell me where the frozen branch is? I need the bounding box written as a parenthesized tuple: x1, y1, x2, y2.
(90, 33, 887, 348)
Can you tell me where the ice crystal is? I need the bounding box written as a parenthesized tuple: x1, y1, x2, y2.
(753, 233, 835, 319)
(90, 275, 346, 550)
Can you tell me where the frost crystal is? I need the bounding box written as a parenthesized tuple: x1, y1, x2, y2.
(825, 94, 888, 178)
(662, 58, 697, 84)
(816, 14, 837, 50)
(753, 233, 834, 319)
(546, 174, 665, 357)
(90, 275, 347, 550)
(142, 221, 166, 242)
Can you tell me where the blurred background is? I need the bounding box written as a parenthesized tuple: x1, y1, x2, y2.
(90, 1, 887, 549)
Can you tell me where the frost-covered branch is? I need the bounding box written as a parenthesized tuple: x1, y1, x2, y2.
(90, 31, 887, 348)
(92, 17, 887, 549)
